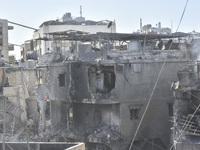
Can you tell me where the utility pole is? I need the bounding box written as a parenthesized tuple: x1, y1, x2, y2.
(171, 20, 173, 33)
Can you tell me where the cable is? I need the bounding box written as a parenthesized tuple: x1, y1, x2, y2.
(175, 0, 189, 33)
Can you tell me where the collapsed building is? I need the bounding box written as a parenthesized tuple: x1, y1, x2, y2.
(0, 30, 196, 149)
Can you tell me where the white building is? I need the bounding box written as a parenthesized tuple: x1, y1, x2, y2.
(33, 13, 116, 55)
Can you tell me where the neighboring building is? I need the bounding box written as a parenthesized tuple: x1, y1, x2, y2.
(142, 22, 171, 34)
(0, 19, 14, 62)
(33, 13, 116, 55)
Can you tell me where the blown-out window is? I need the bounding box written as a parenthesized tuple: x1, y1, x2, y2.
(88, 65, 115, 94)
(129, 104, 143, 120)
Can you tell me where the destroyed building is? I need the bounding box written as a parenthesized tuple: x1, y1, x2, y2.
(0, 26, 197, 149)
(31, 32, 191, 150)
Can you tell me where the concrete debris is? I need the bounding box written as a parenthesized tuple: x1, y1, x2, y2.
(37, 52, 62, 67)
(86, 123, 123, 144)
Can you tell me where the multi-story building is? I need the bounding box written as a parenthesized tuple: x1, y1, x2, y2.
(142, 22, 171, 34)
(35, 32, 190, 150)
(33, 12, 116, 56)
(0, 19, 13, 62)
(0, 30, 196, 149)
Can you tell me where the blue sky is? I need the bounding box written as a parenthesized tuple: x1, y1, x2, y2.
(0, 0, 199, 46)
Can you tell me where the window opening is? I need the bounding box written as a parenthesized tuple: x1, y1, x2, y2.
(168, 103, 173, 117)
(58, 74, 65, 87)
(129, 104, 143, 120)
(88, 65, 116, 94)
(130, 108, 139, 120)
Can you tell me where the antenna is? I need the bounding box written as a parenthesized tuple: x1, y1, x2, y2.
(80, 6, 82, 17)
(140, 18, 142, 32)
(171, 20, 173, 33)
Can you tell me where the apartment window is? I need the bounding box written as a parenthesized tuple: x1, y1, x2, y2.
(58, 74, 65, 87)
(88, 66, 116, 94)
(0, 27, 2, 34)
(103, 71, 115, 93)
(129, 104, 143, 120)
(130, 108, 139, 120)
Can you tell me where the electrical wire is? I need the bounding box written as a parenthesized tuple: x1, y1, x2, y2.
(128, 0, 189, 149)
(175, 0, 189, 33)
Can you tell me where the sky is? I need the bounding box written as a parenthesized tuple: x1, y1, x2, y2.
(0, 0, 199, 59)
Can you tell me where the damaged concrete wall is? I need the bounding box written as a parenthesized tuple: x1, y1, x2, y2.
(120, 100, 171, 146)
(49, 64, 71, 101)
(71, 62, 91, 101)
(77, 44, 102, 61)
(115, 62, 188, 146)
(114, 62, 186, 102)
(26, 96, 38, 120)
(50, 100, 69, 132)
(2, 68, 39, 135)
(69, 60, 188, 149)
(73, 103, 122, 146)
(73, 103, 120, 130)
(3, 86, 27, 121)
(37, 64, 71, 133)
(5, 68, 38, 96)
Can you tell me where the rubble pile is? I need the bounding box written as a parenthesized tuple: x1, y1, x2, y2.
(85, 123, 123, 144)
